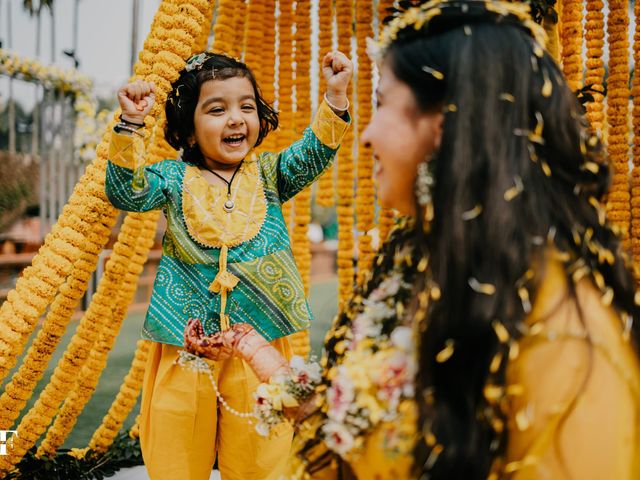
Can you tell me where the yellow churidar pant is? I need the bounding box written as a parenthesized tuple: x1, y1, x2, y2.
(139, 339, 294, 480)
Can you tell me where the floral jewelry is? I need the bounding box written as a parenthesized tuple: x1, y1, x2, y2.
(185, 52, 209, 72)
(415, 161, 434, 207)
(416, 160, 435, 227)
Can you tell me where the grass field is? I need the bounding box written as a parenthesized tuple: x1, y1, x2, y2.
(3, 277, 338, 449)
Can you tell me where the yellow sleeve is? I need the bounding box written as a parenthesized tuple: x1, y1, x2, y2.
(310, 100, 350, 149)
(108, 129, 146, 169)
(505, 259, 640, 480)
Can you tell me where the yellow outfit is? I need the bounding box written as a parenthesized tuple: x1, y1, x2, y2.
(140, 339, 293, 480)
(290, 254, 640, 479)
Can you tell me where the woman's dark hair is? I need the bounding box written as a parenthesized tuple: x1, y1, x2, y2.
(387, 22, 640, 479)
(164, 53, 278, 166)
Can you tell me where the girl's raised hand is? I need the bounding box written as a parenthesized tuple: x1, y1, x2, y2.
(322, 51, 353, 111)
(117, 80, 156, 124)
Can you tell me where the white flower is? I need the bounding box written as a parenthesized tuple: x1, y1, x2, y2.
(255, 421, 271, 437)
(390, 326, 413, 352)
(322, 421, 355, 457)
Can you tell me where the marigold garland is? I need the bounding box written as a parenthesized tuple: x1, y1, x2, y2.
(259, 0, 277, 153)
(231, 0, 248, 59)
(375, 0, 397, 246)
(277, 0, 295, 232)
(606, 0, 631, 247)
(88, 340, 150, 452)
(559, 0, 583, 92)
(212, 0, 235, 55)
(0, 0, 204, 471)
(290, 0, 314, 358)
(39, 213, 158, 455)
(315, 0, 336, 207)
(631, 0, 640, 264)
(0, 162, 116, 385)
(584, 0, 605, 132)
(336, 0, 356, 306)
(355, 0, 375, 286)
(0, 244, 106, 432)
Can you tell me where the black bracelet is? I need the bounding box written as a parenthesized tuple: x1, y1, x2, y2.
(113, 123, 144, 137)
(118, 114, 145, 128)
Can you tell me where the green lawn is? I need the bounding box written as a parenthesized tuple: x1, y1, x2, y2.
(4, 277, 338, 449)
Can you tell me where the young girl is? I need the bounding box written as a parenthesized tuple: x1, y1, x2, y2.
(105, 51, 352, 480)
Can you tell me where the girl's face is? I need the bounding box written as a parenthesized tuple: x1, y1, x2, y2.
(361, 61, 443, 216)
(193, 76, 260, 168)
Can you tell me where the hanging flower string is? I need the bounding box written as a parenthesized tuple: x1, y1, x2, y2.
(376, 0, 397, 246)
(355, 0, 376, 286)
(88, 340, 150, 453)
(584, 0, 605, 132)
(211, 0, 235, 54)
(290, 0, 314, 358)
(277, 0, 295, 233)
(316, 0, 337, 207)
(559, 0, 583, 92)
(39, 213, 159, 455)
(336, 0, 356, 306)
(606, 0, 631, 248)
(631, 0, 640, 267)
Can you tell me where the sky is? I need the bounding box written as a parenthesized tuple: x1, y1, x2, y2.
(0, 0, 162, 109)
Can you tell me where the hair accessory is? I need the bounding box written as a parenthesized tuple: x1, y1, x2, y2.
(369, 0, 547, 61)
(185, 52, 209, 72)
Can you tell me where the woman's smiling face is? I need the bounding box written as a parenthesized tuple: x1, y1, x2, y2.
(192, 76, 261, 169)
(361, 60, 443, 216)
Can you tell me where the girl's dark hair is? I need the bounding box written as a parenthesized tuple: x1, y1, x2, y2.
(387, 22, 640, 479)
(164, 53, 278, 166)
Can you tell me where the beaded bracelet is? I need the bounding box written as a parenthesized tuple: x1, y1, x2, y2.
(324, 92, 350, 112)
(118, 114, 145, 128)
(113, 123, 145, 137)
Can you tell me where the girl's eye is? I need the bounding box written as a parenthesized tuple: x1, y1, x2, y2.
(242, 105, 256, 111)
(209, 107, 224, 114)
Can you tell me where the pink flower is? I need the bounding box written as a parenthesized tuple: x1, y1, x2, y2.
(322, 421, 355, 456)
(326, 369, 355, 423)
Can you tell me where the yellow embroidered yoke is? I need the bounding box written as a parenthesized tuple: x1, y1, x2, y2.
(105, 101, 349, 345)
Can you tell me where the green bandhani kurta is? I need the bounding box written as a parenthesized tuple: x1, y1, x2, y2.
(105, 101, 350, 346)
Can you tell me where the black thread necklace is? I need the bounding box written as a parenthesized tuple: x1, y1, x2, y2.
(202, 160, 244, 213)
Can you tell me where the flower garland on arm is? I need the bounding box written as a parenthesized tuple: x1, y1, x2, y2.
(290, 0, 314, 358)
(355, 0, 375, 286)
(88, 340, 150, 453)
(336, 0, 356, 306)
(606, 0, 632, 248)
(376, 0, 396, 245)
(277, 0, 295, 231)
(558, 0, 583, 92)
(584, 0, 605, 132)
(315, 0, 336, 207)
(631, 0, 640, 266)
